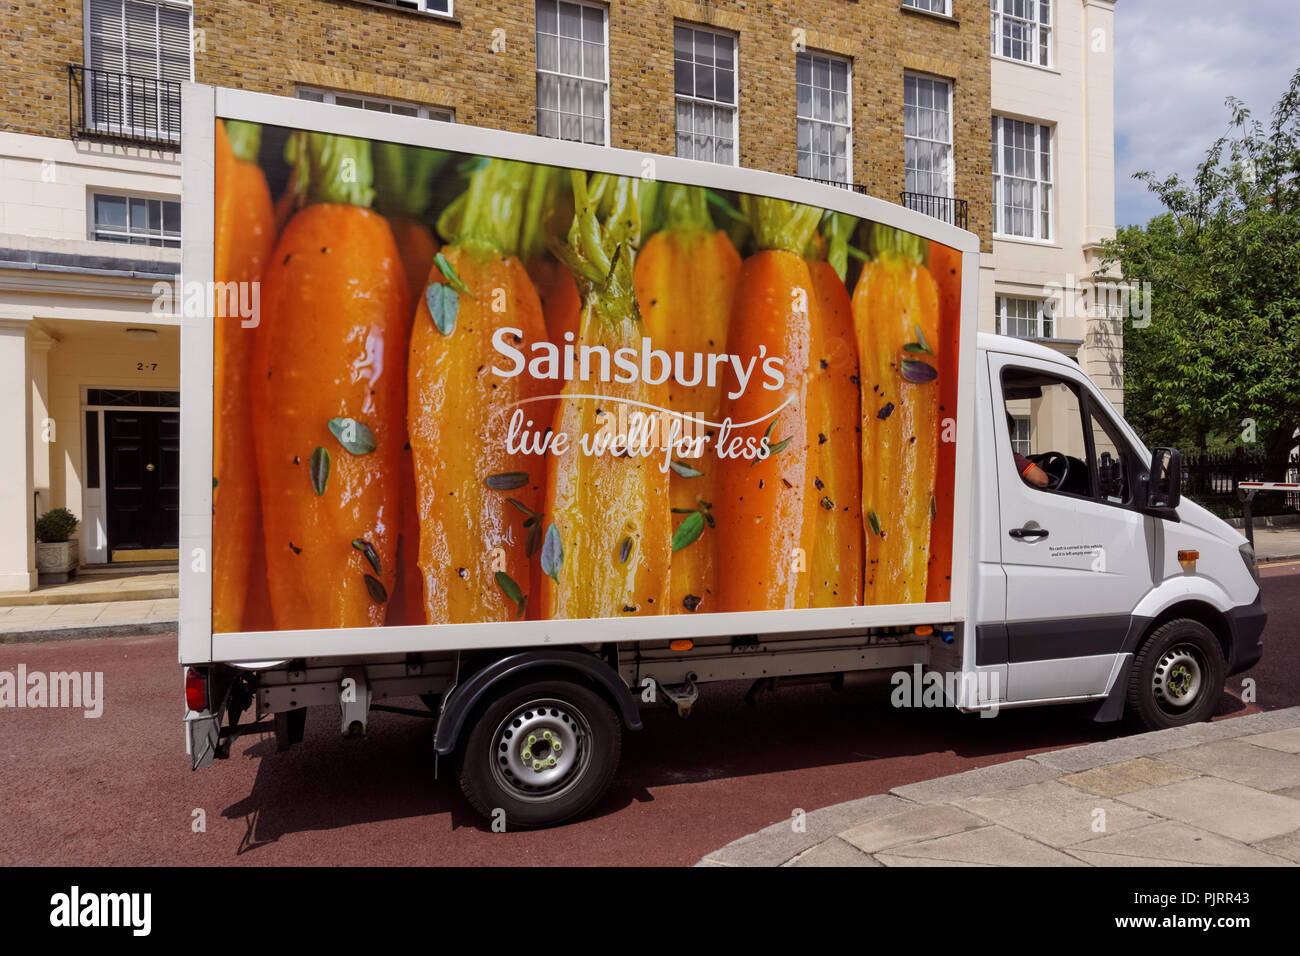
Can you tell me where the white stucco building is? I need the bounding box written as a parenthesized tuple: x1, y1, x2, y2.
(980, 0, 1121, 453)
(1, 133, 182, 591)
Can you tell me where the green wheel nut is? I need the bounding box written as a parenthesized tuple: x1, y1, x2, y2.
(527, 734, 537, 745)
(521, 749, 531, 760)
(547, 756, 557, 767)
(532, 760, 543, 771)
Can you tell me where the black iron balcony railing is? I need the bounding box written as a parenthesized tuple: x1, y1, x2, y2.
(802, 177, 870, 195)
(68, 65, 181, 149)
(901, 191, 968, 229)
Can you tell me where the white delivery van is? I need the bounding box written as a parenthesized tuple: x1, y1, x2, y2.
(179, 86, 1265, 829)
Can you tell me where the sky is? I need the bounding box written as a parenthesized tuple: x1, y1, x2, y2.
(1113, 0, 1298, 227)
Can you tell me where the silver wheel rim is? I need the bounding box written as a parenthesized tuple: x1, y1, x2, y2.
(489, 698, 592, 803)
(1152, 645, 1204, 711)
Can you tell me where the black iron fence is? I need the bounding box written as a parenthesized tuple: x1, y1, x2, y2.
(802, 177, 870, 194)
(900, 192, 968, 229)
(1181, 452, 1300, 517)
(68, 64, 181, 149)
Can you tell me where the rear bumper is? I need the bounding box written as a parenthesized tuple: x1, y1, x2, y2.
(1225, 591, 1266, 675)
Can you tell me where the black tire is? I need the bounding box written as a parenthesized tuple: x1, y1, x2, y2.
(458, 679, 621, 830)
(1126, 619, 1225, 730)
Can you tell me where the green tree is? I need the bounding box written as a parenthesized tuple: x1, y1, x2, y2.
(1104, 67, 1300, 472)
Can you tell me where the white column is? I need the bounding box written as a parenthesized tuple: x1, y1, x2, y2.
(29, 328, 57, 519)
(1081, 0, 1122, 413)
(0, 316, 37, 593)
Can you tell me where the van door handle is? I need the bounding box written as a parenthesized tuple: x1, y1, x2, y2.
(1009, 525, 1049, 540)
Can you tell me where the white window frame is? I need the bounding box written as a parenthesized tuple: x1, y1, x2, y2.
(903, 0, 952, 15)
(990, 0, 1053, 68)
(1010, 416, 1032, 456)
(370, 0, 453, 15)
(296, 87, 454, 122)
(903, 72, 953, 200)
(89, 190, 182, 247)
(796, 50, 852, 184)
(992, 115, 1053, 241)
(673, 22, 739, 167)
(535, 0, 610, 147)
(995, 294, 1055, 339)
(82, 0, 194, 140)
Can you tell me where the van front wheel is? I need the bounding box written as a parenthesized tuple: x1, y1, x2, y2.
(458, 679, 621, 830)
(1126, 619, 1225, 730)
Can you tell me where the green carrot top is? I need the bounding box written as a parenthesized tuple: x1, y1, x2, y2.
(224, 120, 261, 166)
(436, 158, 532, 257)
(869, 223, 928, 266)
(548, 171, 641, 326)
(519, 164, 575, 263)
(285, 132, 375, 208)
(372, 142, 448, 221)
(742, 195, 823, 256)
(815, 211, 858, 281)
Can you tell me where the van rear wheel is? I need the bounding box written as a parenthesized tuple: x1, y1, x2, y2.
(1126, 619, 1225, 730)
(458, 679, 621, 830)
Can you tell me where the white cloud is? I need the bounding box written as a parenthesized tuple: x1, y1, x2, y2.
(1115, 0, 1298, 226)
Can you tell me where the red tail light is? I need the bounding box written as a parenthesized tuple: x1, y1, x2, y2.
(185, 667, 208, 711)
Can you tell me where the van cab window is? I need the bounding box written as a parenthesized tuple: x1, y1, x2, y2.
(1000, 368, 1092, 498)
(1089, 405, 1135, 504)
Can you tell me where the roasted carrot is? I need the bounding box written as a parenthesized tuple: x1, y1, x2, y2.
(805, 213, 863, 607)
(542, 173, 671, 619)
(851, 224, 941, 605)
(408, 160, 549, 624)
(252, 133, 409, 629)
(714, 198, 824, 613)
(926, 240, 962, 603)
(212, 119, 275, 633)
(633, 184, 740, 614)
(373, 143, 447, 627)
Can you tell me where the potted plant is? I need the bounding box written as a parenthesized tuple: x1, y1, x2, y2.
(35, 507, 80, 584)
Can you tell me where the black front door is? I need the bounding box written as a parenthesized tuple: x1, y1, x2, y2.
(105, 410, 180, 553)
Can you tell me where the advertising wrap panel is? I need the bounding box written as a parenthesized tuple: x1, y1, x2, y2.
(209, 118, 962, 635)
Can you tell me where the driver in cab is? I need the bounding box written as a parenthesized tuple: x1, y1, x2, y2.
(1008, 412, 1049, 488)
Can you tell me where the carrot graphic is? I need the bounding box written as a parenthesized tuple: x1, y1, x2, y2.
(926, 240, 962, 603)
(408, 159, 549, 624)
(252, 133, 409, 629)
(852, 224, 941, 605)
(633, 185, 740, 614)
(543, 173, 671, 619)
(806, 213, 863, 607)
(374, 143, 447, 627)
(212, 119, 275, 633)
(715, 197, 824, 613)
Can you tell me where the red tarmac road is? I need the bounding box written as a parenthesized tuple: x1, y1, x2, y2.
(0, 563, 1294, 867)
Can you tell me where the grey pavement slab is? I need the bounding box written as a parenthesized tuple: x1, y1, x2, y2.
(1252, 829, 1300, 864)
(1059, 757, 1197, 797)
(875, 824, 1088, 866)
(698, 709, 1300, 867)
(1066, 820, 1292, 867)
(839, 804, 984, 854)
(1243, 727, 1300, 755)
(1156, 739, 1300, 791)
(1030, 708, 1300, 773)
(953, 780, 1160, 847)
(1118, 776, 1300, 844)
(701, 793, 911, 867)
(888, 758, 1058, 804)
(785, 837, 881, 867)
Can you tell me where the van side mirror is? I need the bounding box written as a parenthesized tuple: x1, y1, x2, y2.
(1139, 447, 1182, 519)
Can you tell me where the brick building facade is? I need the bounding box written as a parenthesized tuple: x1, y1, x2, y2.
(2, 0, 1077, 591)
